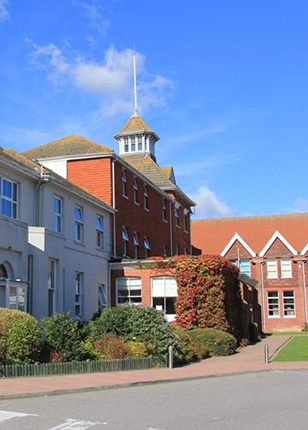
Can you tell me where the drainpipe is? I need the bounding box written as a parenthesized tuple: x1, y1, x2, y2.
(302, 260, 308, 325)
(112, 158, 117, 258)
(169, 201, 174, 256)
(260, 261, 266, 332)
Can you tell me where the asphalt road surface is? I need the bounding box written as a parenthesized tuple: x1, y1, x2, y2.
(0, 370, 308, 430)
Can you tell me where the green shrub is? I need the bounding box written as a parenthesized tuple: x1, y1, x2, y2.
(89, 305, 182, 359)
(126, 341, 156, 358)
(174, 327, 237, 360)
(41, 312, 84, 362)
(0, 307, 39, 364)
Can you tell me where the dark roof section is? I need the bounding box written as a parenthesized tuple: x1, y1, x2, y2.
(2, 148, 115, 213)
(22, 134, 114, 160)
(114, 115, 159, 141)
(122, 153, 196, 207)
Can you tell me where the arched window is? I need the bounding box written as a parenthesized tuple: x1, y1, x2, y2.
(0, 264, 8, 278)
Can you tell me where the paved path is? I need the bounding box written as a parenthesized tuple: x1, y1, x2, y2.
(1, 335, 307, 400)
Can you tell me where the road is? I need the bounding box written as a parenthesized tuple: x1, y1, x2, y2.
(0, 370, 308, 429)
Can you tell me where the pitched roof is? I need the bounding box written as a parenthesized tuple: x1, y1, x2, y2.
(122, 153, 195, 206)
(22, 134, 113, 160)
(115, 115, 157, 136)
(2, 148, 114, 213)
(191, 213, 308, 256)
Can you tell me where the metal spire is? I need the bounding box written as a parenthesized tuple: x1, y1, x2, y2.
(133, 49, 139, 117)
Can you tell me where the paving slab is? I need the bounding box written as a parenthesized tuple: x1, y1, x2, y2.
(0, 335, 307, 400)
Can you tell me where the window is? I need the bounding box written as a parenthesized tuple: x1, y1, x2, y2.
(116, 277, 142, 305)
(75, 206, 83, 242)
(184, 248, 188, 255)
(162, 198, 167, 221)
(144, 185, 149, 210)
(75, 272, 83, 317)
(133, 233, 139, 259)
(0, 263, 8, 278)
(175, 207, 180, 227)
(138, 136, 143, 151)
(144, 237, 150, 258)
(54, 196, 62, 233)
(240, 259, 251, 276)
(184, 212, 189, 232)
(48, 259, 57, 316)
(124, 137, 129, 153)
(122, 169, 127, 197)
(281, 257, 292, 278)
(9, 286, 26, 312)
(122, 227, 129, 256)
(96, 215, 104, 249)
(0, 177, 17, 219)
(131, 137, 136, 152)
(268, 291, 279, 317)
(283, 291, 295, 317)
(267, 258, 278, 279)
(175, 244, 179, 255)
(152, 276, 177, 321)
(133, 178, 139, 204)
(98, 284, 107, 312)
(163, 245, 168, 258)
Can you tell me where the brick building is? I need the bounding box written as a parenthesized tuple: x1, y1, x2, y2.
(191, 213, 308, 332)
(23, 113, 195, 260)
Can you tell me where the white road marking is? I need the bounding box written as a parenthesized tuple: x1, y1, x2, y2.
(0, 410, 37, 422)
(48, 418, 104, 430)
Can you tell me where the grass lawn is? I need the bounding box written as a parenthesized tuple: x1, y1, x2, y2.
(273, 336, 308, 362)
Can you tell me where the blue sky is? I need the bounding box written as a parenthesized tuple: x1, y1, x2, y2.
(1, 0, 308, 219)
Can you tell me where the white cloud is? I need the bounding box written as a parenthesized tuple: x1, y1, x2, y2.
(26, 43, 174, 115)
(0, 0, 9, 21)
(190, 186, 232, 218)
(287, 198, 308, 213)
(73, 0, 110, 34)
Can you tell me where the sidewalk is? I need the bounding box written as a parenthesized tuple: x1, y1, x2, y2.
(1, 335, 308, 400)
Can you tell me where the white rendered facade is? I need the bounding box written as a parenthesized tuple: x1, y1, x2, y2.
(0, 148, 113, 320)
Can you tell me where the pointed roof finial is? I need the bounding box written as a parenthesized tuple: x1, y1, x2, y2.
(133, 47, 139, 117)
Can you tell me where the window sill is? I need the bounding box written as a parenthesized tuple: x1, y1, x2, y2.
(268, 316, 280, 318)
(122, 194, 129, 200)
(144, 208, 150, 213)
(283, 315, 296, 318)
(134, 201, 140, 206)
(74, 240, 85, 247)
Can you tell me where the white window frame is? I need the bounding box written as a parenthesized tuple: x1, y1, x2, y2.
(122, 169, 128, 197)
(162, 198, 167, 222)
(122, 227, 129, 256)
(267, 258, 278, 279)
(98, 284, 107, 312)
(283, 290, 295, 318)
(133, 232, 139, 259)
(116, 277, 142, 306)
(48, 259, 57, 316)
(240, 259, 251, 276)
(54, 196, 62, 233)
(74, 206, 84, 242)
(9, 285, 26, 312)
(144, 185, 149, 210)
(144, 237, 150, 258)
(75, 272, 83, 318)
(96, 215, 104, 249)
(124, 137, 129, 153)
(151, 276, 178, 322)
(133, 178, 139, 204)
(0, 176, 17, 219)
(281, 257, 292, 278)
(137, 135, 143, 151)
(267, 291, 280, 318)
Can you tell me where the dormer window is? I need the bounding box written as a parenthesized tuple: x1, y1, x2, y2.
(138, 136, 142, 151)
(124, 137, 129, 153)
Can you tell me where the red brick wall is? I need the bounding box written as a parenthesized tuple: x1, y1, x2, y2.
(165, 191, 191, 255)
(114, 162, 171, 258)
(67, 157, 112, 205)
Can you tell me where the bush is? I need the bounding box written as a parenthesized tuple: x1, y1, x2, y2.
(89, 304, 182, 359)
(41, 312, 84, 362)
(93, 334, 130, 360)
(126, 341, 156, 358)
(174, 327, 237, 361)
(0, 307, 39, 364)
